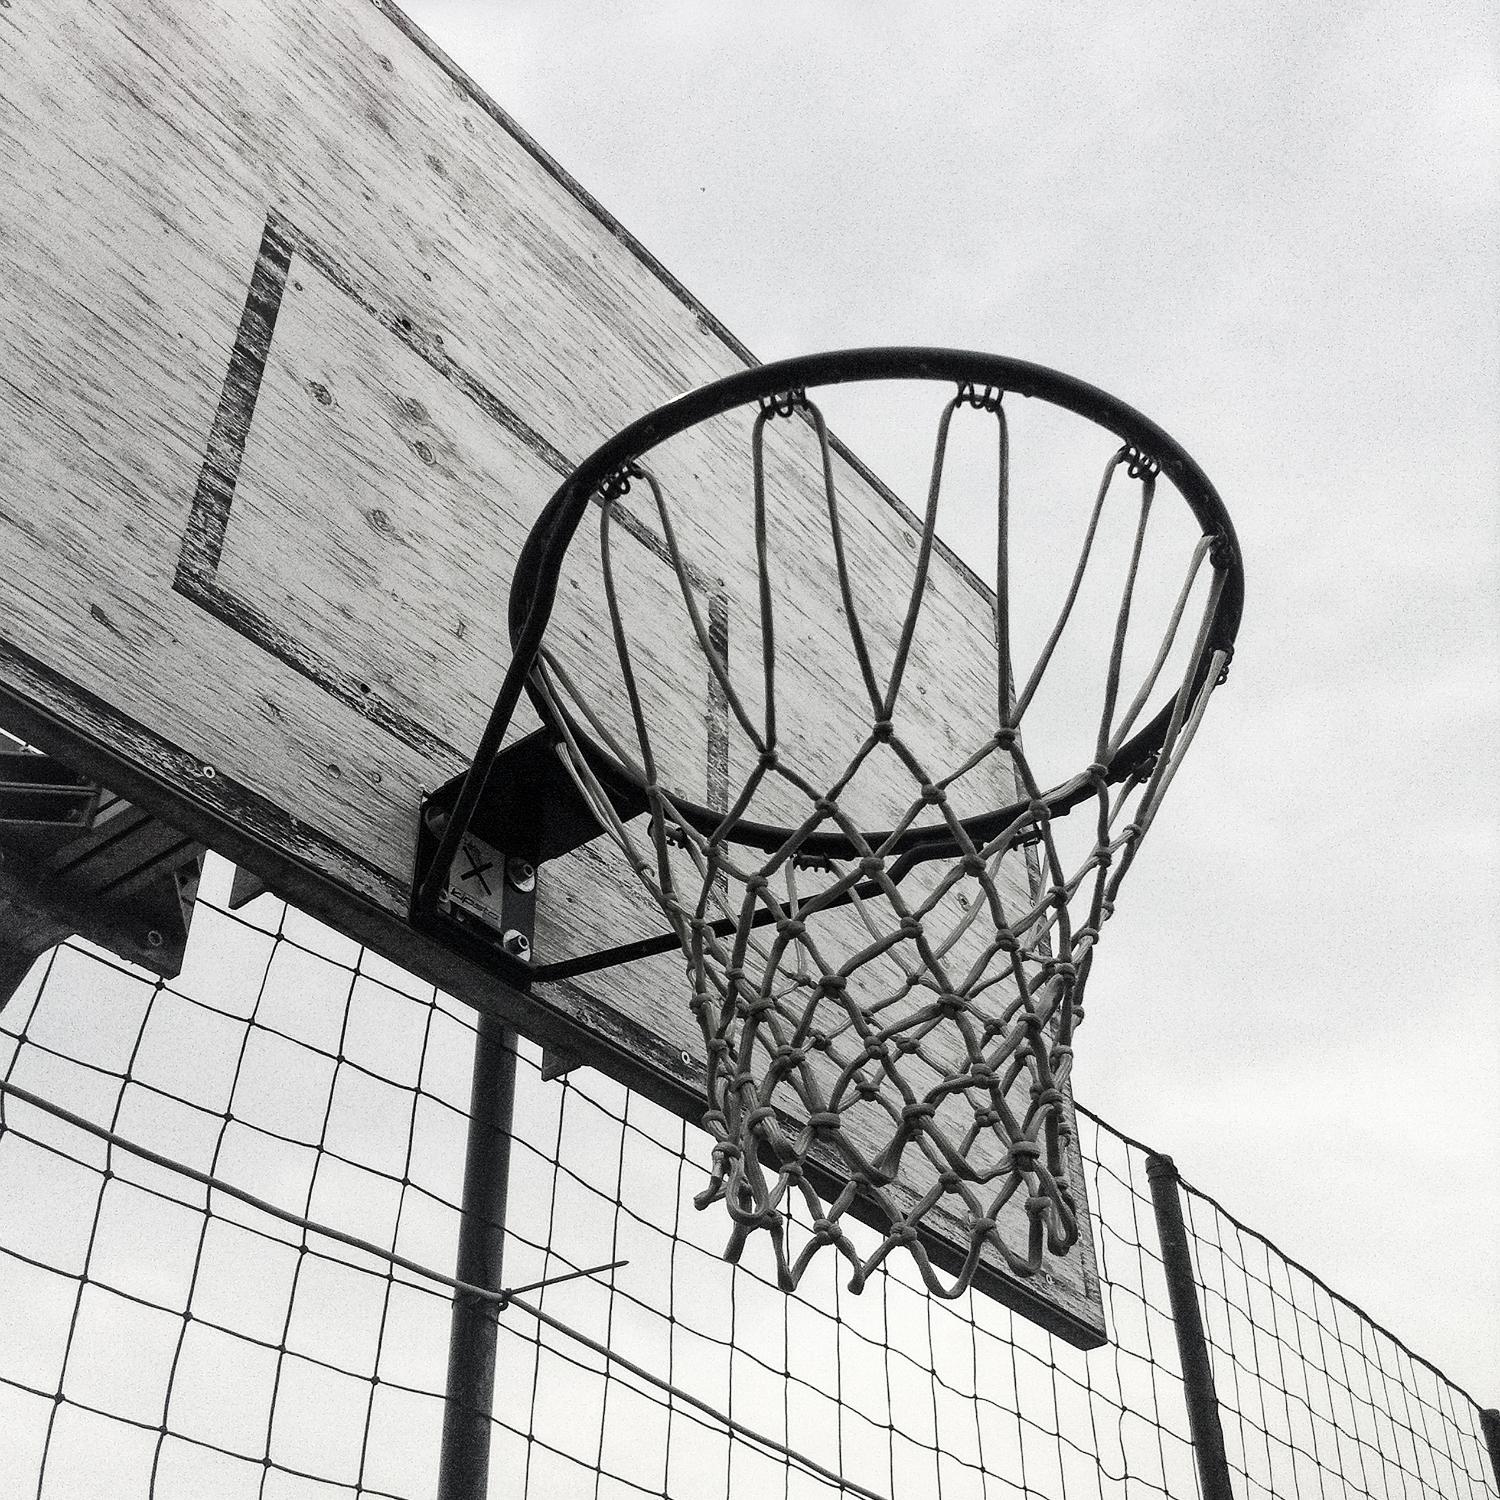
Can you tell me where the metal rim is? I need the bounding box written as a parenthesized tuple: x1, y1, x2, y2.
(506, 347, 1243, 861)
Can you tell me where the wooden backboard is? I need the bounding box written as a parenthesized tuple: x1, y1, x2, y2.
(0, 0, 1105, 1343)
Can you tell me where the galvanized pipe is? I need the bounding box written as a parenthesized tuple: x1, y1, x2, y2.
(1145, 1153, 1235, 1500)
(436, 1010, 517, 1500)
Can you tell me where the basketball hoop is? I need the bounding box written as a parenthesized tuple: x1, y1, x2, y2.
(420, 349, 1242, 1298)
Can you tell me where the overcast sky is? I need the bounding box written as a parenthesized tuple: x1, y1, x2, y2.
(402, 0, 1499, 1400)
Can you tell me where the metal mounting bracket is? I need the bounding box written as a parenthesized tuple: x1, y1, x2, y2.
(410, 729, 648, 986)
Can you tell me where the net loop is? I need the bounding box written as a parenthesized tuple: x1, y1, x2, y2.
(957, 381, 1004, 413)
(759, 387, 807, 419)
(599, 461, 644, 501)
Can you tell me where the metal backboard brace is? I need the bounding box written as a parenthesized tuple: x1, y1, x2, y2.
(0, 741, 204, 1004)
(412, 729, 649, 990)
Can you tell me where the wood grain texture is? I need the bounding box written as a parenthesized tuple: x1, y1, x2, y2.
(0, 0, 1103, 1343)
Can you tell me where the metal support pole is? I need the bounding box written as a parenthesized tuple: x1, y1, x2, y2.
(1480, 1408, 1500, 1490)
(437, 1008, 517, 1500)
(1145, 1153, 1235, 1500)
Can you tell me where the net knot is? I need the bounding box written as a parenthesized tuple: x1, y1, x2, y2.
(757, 749, 780, 773)
(816, 975, 847, 996)
(892, 1224, 920, 1247)
(1046, 961, 1078, 983)
(1028, 799, 1050, 825)
(856, 1078, 881, 1102)
(961, 854, 987, 878)
(1009, 1141, 1041, 1169)
(776, 917, 806, 940)
(811, 1218, 840, 1242)
(858, 855, 884, 879)
(745, 993, 778, 1020)
(770, 1043, 805, 1068)
(1086, 761, 1110, 787)
(898, 917, 923, 940)
(920, 784, 946, 806)
(871, 718, 895, 743)
(1032, 1086, 1065, 1110)
(935, 993, 965, 1018)
(901, 1101, 936, 1127)
(807, 1111, 841, 1135)
(993, 727, 1018, 751)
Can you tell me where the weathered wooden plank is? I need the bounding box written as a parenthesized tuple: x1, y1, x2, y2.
(0, 0, 1104, 1342)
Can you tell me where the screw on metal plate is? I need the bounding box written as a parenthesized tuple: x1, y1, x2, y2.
(679, 1050, 693, 1067)
(502, 930, 530, 961)
(505, 857, 536, 893)
(145, 930, 164, 949)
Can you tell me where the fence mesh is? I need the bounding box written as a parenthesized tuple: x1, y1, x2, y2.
(1, 854, 1493, 1498)
(1176, 1173, 1496, 1499)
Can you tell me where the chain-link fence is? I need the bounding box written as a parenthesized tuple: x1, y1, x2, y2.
(2, 857, 1494, 1497)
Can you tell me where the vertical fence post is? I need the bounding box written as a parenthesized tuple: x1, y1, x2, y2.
(437, 1008, 518, 1500)
(1480, 1408, 1500, 1490)
(1146, 1153, 1236, 1500)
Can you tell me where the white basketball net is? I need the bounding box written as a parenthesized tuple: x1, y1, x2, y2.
(532, 384, 1230, 1297)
